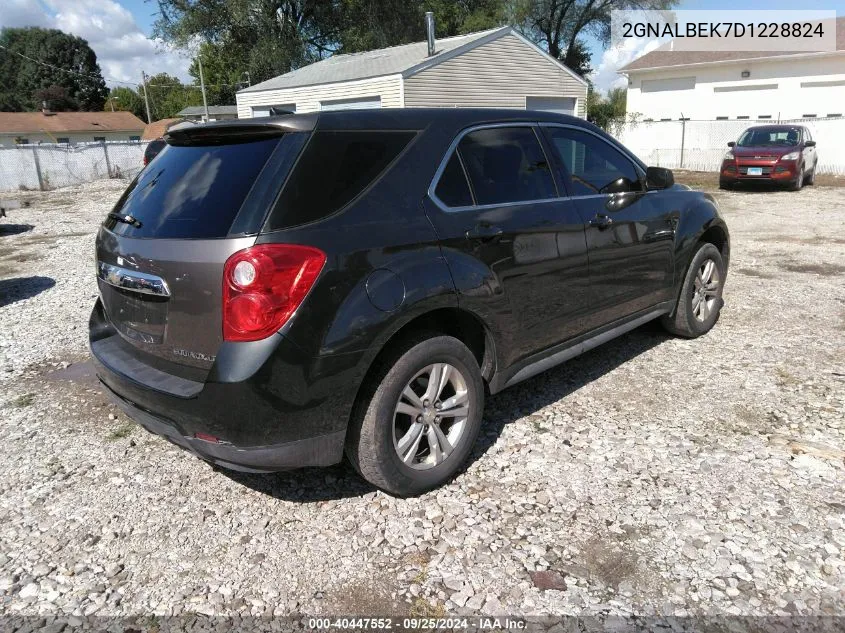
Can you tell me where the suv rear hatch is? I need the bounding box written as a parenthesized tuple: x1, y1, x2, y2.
(94, 120, 311, 385)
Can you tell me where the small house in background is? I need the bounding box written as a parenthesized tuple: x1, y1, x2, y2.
(0, 111, 146, 147)
(176, 106, 238, 122)
(142, 118, 186, 140)
(236, 18, 587, 118)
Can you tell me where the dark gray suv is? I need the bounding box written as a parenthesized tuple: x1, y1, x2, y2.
(91, 109, 729, 496)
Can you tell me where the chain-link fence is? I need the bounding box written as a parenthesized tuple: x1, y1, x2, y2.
(614, 117, 845, 176)
(0, 141, 148, 192)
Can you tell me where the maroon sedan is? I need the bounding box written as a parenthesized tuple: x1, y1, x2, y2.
(720, 125, 817, 191)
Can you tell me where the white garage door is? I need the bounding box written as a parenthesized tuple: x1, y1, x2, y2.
(320, 96, 382, 111)
(526, 96, 576, 116)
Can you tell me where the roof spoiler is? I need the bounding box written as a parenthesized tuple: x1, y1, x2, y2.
(164, 114, 317, 146)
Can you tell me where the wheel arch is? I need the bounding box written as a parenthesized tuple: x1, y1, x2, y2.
(344, 306, 496, 444)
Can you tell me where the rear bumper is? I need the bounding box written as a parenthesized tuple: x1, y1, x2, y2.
(102, 379, 344, 472)
(89, 299, 359, 471)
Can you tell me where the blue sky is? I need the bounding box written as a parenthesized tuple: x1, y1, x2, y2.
(2, 1, 842, 91)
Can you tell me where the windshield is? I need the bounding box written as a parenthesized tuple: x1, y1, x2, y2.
(737, 128, 801, 147)
(106, 137, 281, 239)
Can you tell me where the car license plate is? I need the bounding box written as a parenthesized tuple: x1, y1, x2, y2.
(747, 167, 763, 176)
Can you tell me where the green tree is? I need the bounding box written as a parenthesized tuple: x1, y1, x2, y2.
(106, 86, 146, 119)
(33, 85, 78, 111)
(188, 41, 246, 106)
(587, 85, 626, 130)
(143, 73, 204, 120)
(337, 0, 505, 53)
(156, 0, 508, 89)
(514, 0, 675, 74)
(0, 27, 108, 112)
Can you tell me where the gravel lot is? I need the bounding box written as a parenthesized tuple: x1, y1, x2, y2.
(0, 178, 843, 622)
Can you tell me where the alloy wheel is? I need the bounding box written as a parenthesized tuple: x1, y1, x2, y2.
(692, 259, 720, 322)
(393, 363, 469, 470)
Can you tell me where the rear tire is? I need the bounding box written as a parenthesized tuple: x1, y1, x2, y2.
(346, 334, 484, 497)
(661, 243, 726, 338)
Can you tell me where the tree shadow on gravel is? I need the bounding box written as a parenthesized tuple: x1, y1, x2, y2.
(0, 223, 34, 237)
(219, 322, 670, 503)
(0, 276, 55, 307)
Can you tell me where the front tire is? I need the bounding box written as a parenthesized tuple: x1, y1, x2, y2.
(661, 243, 726, 338)
(346, 335, 484, 496)
(806, 162, 816, 185)
(789, 165, 804, 191)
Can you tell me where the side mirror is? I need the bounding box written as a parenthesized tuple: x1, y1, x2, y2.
(646, 166, 674, 190)
(727, 141, 736, 147)
(805, 140, 816, 147)
(601, 177, 636, 194)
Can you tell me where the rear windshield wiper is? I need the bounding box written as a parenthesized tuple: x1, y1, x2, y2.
(108, 212, 142, 228)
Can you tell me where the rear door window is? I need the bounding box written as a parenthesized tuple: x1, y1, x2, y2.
(456, 127, 556, 206)
(106, 137, 281, 239)
(265, 130, 415, 231)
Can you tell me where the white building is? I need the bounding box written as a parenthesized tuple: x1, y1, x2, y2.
(236, 25, 587, 118)
(620, 17, 845, 121)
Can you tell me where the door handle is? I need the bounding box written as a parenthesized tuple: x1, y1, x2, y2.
(589, 214, 613, 230)
(466, 224, 504, 242)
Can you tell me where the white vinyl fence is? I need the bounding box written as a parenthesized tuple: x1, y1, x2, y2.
(0, 141, 148, 192)
(614, 117, 845, 176)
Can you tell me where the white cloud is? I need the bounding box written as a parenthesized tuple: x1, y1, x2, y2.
(589, 37, 664, 95)
(0, 0, 192, 87)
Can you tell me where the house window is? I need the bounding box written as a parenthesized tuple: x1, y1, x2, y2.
(641, 76, 695, 92)
(660, 118, 671, 121)
(736, 116, 749, 120)
(802, 114, 817, 118)
(15, 138, 29, 145)
(758, 115, 772, 119)
(56, 137, 70, 144)
(716, 116, 728, 121)
(320, 96, 381, 111)
(94, 137, 105, 142)
(714, 84, 777, 92)
(828, 113, 842, 118)
(129, 136, 140, 141)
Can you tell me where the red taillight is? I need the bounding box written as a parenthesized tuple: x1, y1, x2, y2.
(222, 244, 326, 342)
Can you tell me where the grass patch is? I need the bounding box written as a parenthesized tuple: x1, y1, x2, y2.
(409, 596, 446, 618)
(734, 267, 775, 279)
(780, 262, 845, 277)
(10, 393, 35, 408)
(106, 422, 134, 440)
(774, 367, 801, 387)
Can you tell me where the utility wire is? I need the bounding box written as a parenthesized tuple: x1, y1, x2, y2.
(0, 43, 246, 89)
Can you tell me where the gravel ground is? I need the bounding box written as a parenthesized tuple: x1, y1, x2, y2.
(0, 179, 843, 622)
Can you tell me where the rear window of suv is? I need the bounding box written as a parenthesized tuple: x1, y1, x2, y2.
(265, 130, 415, 231)
(105, 137, 281, 239)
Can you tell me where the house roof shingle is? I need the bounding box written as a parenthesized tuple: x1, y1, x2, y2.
(0, 111, 146, 135)
(621, 16, 845, 72)
(240, 27, 511, 93)
(142, 118, 185, 140)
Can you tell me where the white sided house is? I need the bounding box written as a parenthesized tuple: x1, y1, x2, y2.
(620, 17, 845, 122)
(236, 24, 587, 118)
